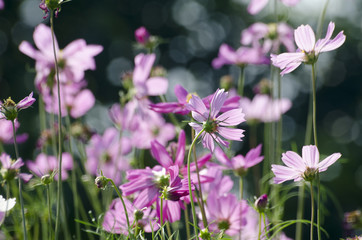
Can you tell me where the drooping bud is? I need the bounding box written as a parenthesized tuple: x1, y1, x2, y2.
(95, 175, 108, 190)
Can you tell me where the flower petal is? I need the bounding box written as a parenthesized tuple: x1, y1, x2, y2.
(294, 24, 315, 52)
(146, 77, 168, 96)
(247, 0, 269, 15)
(216, 109, 245, 126)
(210, 89, 228, 118)
(281, 151, 305, 170)
(302, 145, 319, 168)
(271, 164, 301, 184)
(150, 140, 173, 169)
(318, 153, 341, 172)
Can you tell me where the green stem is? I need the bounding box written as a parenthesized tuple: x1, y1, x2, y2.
(184, 201, 191, 240)
(187, 129, 205, 239)
(65, 114, 80, 240)
(310, 181, 315, 240)
(160, 196, 164, 240)
(166, 222, 172, 240)
(239, 177, 243, 239)
(258, 212, 262, 240)
(50, 10, 64, 240)
(317, 173, 321, 240)
(263, 212, 269, 240)
(107, 178, 131, 231)
(191, 129, 208, 229)
(46, 185, 52, 240)
(39, 96, 47, 153)
(316, 0, 330, 39)
(237, 66, 245, 96)
(11, 120, 28, 240)
(295, 183, 305, 240)
(311, 64, 318, 147)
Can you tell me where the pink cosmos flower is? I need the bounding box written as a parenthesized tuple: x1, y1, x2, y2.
(103, 198, 159, 235)
(0, 153, 32, 182)
(271, 22, 346, 76)
(202, 192, 248, 236)
(26, 153, 73, 181)
(0, 119, 28, 144)
(135, 26, 150, 44)
(132, 53, 168, 98)
(212, 44, 269, 69)
(19, 24, 103, 88)
(0, 0, 4, 10)
(241, 22, 295, 54)
(240, 94, 291, 123)
(42, 80, 95, 118)
(248, 0, 300, 15)
(86, 128, 131, 185)
(188, 89, 245, 152)
(272, 145, 341, 184)
(214, 144, 264, 176)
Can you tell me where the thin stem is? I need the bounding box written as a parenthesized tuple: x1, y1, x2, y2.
(263, 212, 269, 240)
(310, 181, 315, 240)
(160, 197, 164, 240)
(295, 183, 305, 240)
(317, 173, 321, 240)
(239, 177, 243, 239)
(316, 0, 331, 39)
(237, 66, 245, 96)
(11, 120, 28, 240)
(166, 222, 172, 240)
(46, 185, 53, 240)
(184, 201, 191, 240)
(311, 64, 318, 147)
(50, 10, 64, 240)
(107, 178, 131, 231)
(191, 129, 208, 229)
(187, 129, 205, 240)
(258, 212, 262, 240)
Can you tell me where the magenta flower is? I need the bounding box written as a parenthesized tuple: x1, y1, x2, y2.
(241, 22, 295, 54)
(19, 24, 103, 88)
(188, 89, 245, 152)
(214, 144, 264, 176)
(26, 153, 73, 181)
(240, 94, 291, 123)
(248, 0, 300, 15)
(135, 26, 150, 44)
(0, 153, 32, 183)
(16, 92, 36, 110)
(272, 145, 341, 184)
(212, 44, 269, 69)
(0, 0, 4, 10)
(0, 92, 36, 122)
(202, 192, 248, 236)
(103, 198, 159, 235)
(271, 22, 346, 76)
(0, 119, 28, 144)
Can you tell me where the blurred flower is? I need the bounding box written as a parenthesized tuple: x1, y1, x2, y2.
(103, 197, 159, 235)
(0, 0, 4, 10)
(248, 0, 300, 15)
(214, 144, 264, 177)
(0, 153, 32, 183)
(0, 195, 16, 225)
(272, 145, 341, 183)
(42, 80, 95, 118)
(241, 22, 295, 53)
(135, 26, 150, 45)
(202, 192, 248, 236)
(0, 119, 28, 145)
(85, 128, 131, 185)
(212, 44, 269, 69)
(188, 89, 245, 152)
(240, 94, 291, 123)
(271, 22, 346, 75)
(19, 23, 103, 89)
(26, 152, 73, 181)
(132, 53, 168, 98)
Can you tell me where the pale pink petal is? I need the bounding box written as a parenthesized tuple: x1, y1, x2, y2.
(318, 153, 341, 172)
(174, 85, 189, 103)
(212, 44, 237, 69)
(210, 89, 227, 118)
(34, 24, 59, 59)
(281, 151, 305, 170)
(146, 77, 168, 96)
(302, 145, 319, 168)
(18, 41, 40, 60)
(214, 147, 233, 168)
(70, 89, 95, 118)
(271, 164, 301, 184)
(247, 0, 269, 15)
(150, 140, 173, 169)
(133, 53, 155, 84)
(316, 31, 346, 53)
(175, 130, 186, 167)
(271, 52, 305, 69)
(217, 127, 244, 141)
(203, 133, 215, 152)
(61, 152, 73, 171)
(189, 95, 208, 122)
(280, 61, 302, 76)
(216, 109, 245, 126)
(294, 24, 315, 52)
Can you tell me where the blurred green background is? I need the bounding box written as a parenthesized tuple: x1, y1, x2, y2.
(0, 0, 362, 238)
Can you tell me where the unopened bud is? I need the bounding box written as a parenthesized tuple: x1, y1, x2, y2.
(255, 194, 268, 213)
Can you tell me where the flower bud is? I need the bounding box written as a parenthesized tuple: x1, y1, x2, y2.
(133, 209, 145, 221)
(41, 174, 53, 185)
(200, 228, 211, 240)
(255, 194, 268, 213)
(95, 175, 108, 190)
(220, 75, 234, 91)
(135, 26, 150, 45)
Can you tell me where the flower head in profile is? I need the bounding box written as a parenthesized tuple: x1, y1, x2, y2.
(188, 89, 245, 152)
(271, 22, 346, 76)
(39, 0, 69, 19)
(0, 92, 36, 121)
(0, 153, 32, 183)
(272, 145, 341, 184)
